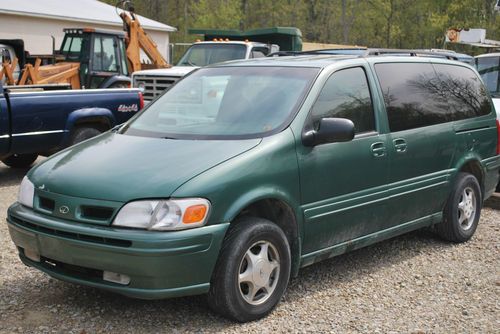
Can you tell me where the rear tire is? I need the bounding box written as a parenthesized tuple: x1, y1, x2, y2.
(208, 217, 291, 322)
(69, 126, 103, 146)
(437, 172, 482, 243)
(1, 153, 38, 168)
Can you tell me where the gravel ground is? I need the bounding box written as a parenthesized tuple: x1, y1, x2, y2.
(0, 161, 499, 333)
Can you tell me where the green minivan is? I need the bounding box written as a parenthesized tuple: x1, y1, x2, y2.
(7, 55, 500, 322)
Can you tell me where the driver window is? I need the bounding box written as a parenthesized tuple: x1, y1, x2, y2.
(309, 67, 375, 134)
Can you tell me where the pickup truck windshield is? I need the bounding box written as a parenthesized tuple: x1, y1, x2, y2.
(177, 44, 247, 66)
(475, 56, 500, 97)
(122, 66, 319, 139)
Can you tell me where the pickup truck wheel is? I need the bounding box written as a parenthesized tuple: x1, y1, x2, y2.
(208, 217, 291, 322)
(70, 127, 103, 146)
(437, 172, 482, 243)
(2, 153, 38, 168)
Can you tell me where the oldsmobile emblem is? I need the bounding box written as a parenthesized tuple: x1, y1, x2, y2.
(59, 206, 70, 214)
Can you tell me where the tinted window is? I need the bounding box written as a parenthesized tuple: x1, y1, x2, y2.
(433, 64, 491, 119)
(376, 63, 491, 132)
(309, 67, 375, 133)
(376, 63, 448, 132)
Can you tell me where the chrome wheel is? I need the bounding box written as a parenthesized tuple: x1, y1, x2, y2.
(238, 240, 280, 306)
(457, 186, 476, 231)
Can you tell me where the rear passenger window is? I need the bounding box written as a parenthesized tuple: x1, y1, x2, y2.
(375, 63, 492, 133)
(375, 63, 447, 132)
(310, 67, 375, 134)
(433, 64, 491, 120)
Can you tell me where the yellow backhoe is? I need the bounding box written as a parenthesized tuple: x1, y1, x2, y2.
(0, 1, 169, 89)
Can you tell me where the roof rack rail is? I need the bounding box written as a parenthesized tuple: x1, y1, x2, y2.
(267, 47, 463, 61)
(268, 48, 368, 57)
(367, 48, 460, 60)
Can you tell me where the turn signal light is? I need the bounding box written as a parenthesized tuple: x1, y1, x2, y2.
(183, 205, 208, 224)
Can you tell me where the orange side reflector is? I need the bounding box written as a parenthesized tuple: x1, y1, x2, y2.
(183, 205, 207, 224)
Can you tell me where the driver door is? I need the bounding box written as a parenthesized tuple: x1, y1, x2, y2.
(296, 66, 391, 254)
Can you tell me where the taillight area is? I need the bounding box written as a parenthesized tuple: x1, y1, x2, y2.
(139, 92, 144, 110)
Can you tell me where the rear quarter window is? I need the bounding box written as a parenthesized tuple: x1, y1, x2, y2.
(375, 62, 492, 133)
(432, 64, 491, 120)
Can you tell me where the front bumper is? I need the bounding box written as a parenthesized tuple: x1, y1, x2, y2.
(7, 203, 229, 299)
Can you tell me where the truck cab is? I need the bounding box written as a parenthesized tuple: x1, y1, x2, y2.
(133, 41, 278, 102)
(59, 28, 131, 89)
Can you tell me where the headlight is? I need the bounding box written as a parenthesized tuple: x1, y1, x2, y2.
(113, 198, 210, 231)
(136, 81, 145, 92)
(18, 176, 35, 208)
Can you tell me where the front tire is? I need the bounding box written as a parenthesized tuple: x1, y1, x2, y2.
(1, 153, 38, 168)
(437, 172, 482, 243)
(208, 217, 291, 322)
(69, 126, 103, 146)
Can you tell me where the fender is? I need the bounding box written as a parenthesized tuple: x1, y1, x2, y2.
(61, 108, 116, 146)
(222, 186, 303, 228)
(452, 152, 486, 188)
(220, 186, 304, 277)
(100, 75, 132, 89)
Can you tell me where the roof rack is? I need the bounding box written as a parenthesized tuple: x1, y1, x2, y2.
(267, 48, 462, 61)
(367, 48, 460, 60)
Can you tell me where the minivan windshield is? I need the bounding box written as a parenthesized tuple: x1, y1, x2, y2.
(122, 66, 319, 139)
(177, 44, 247, 66)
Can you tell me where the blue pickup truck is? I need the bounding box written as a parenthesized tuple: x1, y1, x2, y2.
(0, 84, 143, 168)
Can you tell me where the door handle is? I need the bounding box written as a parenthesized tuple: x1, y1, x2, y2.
(393, 138, 407, 153)
(370, 142, 386, 157)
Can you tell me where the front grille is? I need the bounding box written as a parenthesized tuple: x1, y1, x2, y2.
(81, 206, 114, 221)
(133, 75, 180, 101)
(9, 215, 132, 247)
(39, 197, 55, 212)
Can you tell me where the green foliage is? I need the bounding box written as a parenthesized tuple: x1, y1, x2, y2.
(101, 0, 500, 49)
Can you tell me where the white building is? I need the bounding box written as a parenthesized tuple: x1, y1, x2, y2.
(0, 0, 176, 62)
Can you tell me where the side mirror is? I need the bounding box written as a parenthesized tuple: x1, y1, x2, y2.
(302, 117, 355, 147)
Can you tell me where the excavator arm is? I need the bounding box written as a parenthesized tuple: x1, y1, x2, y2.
(118, 1, 170, 72)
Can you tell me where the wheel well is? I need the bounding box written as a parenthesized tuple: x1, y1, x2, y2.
(460, 161, 484, 193)
(234, 198, 300, 275)
(73, 117, 111, 132)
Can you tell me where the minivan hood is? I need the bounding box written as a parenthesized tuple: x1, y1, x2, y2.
(29, 133, 261, 202)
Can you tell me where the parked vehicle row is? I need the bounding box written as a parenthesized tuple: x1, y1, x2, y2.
(133, 40, 279, 102)
(0, 83, 143, 167)
(6, 54, 500, 322)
